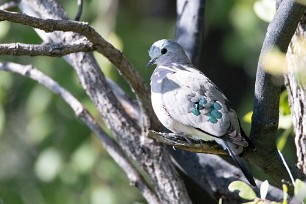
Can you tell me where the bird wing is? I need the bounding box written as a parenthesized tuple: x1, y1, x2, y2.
(161, 68, 247, 146)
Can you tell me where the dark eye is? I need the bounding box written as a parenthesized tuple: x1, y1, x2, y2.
(161, 48, 167, 54)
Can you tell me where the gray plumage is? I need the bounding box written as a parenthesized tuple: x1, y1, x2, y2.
(147, 39, 256, 187)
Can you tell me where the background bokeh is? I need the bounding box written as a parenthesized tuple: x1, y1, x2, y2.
(0, 0, 294, 203)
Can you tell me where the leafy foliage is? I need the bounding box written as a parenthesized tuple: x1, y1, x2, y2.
(227, 179, 306, 204)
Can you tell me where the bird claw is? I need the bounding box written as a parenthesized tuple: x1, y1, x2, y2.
(175, 132, 193, 144)
(176, 132, 201, 145)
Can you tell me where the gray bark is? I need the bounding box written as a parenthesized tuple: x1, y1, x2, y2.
(249, 0, 306, 190)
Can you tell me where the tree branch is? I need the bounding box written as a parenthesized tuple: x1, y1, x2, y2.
(0, 40, 94, 56)
(249, 0, 306, 188)
(0, 9, 159, 129)
(0, 61, 159, 203)
(0, 41, 140, 122)
(176, 0, 205, 67)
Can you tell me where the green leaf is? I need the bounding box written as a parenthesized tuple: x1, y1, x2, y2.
(294, 179, 306, 203)
(260, 180, 269, 199)
(228, 181, 257, 200)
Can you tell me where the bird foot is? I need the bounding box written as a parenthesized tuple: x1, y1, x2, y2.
(174, 132, 193, 144)
(176, 132, 201, 145)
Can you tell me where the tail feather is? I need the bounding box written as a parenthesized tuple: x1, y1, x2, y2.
(225, 141, 257, 187)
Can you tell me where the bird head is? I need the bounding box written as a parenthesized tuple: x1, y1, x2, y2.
(146, 39, 190, 68)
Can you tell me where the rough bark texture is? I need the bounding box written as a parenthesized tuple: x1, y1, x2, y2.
(285, 12, 306, 174)
(176, 0, 205, 67)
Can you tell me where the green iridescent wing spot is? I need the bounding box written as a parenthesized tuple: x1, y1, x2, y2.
(199, 98, 207, 106)
(213, 101, 222, 110)
(192, 104, 201, 116)
(209, 116, 218, 123)
(211, 109, 222, 119)
(191, 99, 223, 124)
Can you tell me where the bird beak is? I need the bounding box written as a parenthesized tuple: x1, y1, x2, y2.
(146, 58, 156, 69)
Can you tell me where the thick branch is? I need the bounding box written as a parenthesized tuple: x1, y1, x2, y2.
(176, 0, 205, 66)
(249, 0, 306, 187)
(0, 41, 140, 122)
(251, 0, 305, 144)
(0, 62, 159, 203)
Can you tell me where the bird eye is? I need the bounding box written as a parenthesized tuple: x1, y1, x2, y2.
(161, 48, 167, 54)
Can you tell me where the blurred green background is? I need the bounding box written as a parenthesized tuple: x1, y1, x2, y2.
(0, 0, 294, 203)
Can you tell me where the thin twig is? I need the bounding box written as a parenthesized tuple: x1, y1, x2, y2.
(0, 41, 140, 122)
(0, 61, 160, 204)
(0, 40, 93, 56)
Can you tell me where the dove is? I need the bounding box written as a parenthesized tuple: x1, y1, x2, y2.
(147, 39, 256, 187)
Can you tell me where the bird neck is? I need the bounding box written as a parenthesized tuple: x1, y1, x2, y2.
(150, 66, 174, 83)
(150, 63, 196, 84)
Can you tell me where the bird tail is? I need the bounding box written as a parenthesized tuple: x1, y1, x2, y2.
(225, 141, 257, 187)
